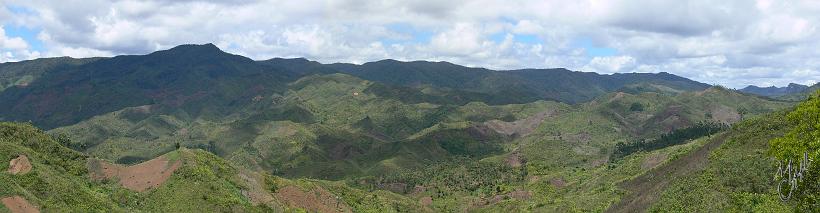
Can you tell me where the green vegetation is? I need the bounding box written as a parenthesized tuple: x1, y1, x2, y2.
(0, 122, 122, 211)
(1, 44, 811, 211)
(40, 71, 791, 211)
(768, 90, 820, 211)
(613, 122, 727, 159)
(649, 108, 794, 211)
(0, 122, 431, 212)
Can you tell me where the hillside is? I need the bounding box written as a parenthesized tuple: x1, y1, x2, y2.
(328, 60, 710, 104)
(0, 122, 427, 212)
(0, 57, 101, 92)
(0, 44, 304, 129)
(44, 72, 791, 211)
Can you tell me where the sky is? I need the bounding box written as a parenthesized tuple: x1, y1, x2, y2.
(1, 0, 820, 88)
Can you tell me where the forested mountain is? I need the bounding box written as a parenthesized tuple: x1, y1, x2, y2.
(776, 82, 820, 101)
(328, 59, 710, 104)
(0, 44, 812, 212)
(0, 44, 303, 129)
(0, 44, 710, 129)
(740, 83, 808, 97)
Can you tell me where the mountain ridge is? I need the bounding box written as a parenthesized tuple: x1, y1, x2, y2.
(740, 83, 808, 97)
(0, 43, 712, 128)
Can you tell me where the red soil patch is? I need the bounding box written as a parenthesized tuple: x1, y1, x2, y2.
(608, 92, 626, 102)
(1, 196, 39, 213)
(274, 186, 351, 213)
(411, 185, 427, 195)
(7, 155, 32, 175)
(550, 178, 567, 188)
(87, 155, 181, 192)
(419, 196, 433, 206)
(504, 149, 525, 168)
(470, 189, 533, 210)
(483, 110, 555, 137)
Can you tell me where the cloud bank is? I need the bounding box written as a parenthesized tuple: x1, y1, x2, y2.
(2, 0, 820, 88)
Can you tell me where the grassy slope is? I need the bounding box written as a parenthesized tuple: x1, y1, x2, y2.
(0, 122, 121, 212)
(2, 122, 426, 212)
(649, 111, 793, 212)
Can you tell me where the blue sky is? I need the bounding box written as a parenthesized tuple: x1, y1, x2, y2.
(1, 0, 820, 88)
(3, 25, 43, 52)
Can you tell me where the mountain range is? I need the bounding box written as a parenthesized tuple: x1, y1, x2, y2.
(0, 43, 814, 212)
(739, 83, 815, 97)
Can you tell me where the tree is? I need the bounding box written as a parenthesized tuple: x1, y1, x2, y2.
(629, 102, 644, 112)
(738, 106, 750, 120)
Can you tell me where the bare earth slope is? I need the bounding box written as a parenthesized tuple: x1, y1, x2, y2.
(87, 155, 181, 192)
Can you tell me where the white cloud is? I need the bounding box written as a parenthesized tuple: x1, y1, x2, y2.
(583, 56, 636, 73)
(2, 0, 820, 88)
(0, 26, 40, 62)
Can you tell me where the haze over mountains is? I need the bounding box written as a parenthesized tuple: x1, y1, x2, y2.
(0, 43, 815, 212)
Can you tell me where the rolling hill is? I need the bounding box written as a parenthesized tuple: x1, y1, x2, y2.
(0, 43, 808, 212)
(0, 122, 428, 212)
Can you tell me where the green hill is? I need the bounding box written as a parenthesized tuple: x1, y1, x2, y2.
(0, 44, 303, 129)
(42, 72, 792, 211)
(328, 60, 710, 104)
(0, 122, 427, 212)
(0, 44, 808, 212)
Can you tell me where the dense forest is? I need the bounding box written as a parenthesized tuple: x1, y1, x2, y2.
(612, 121, 729, 159)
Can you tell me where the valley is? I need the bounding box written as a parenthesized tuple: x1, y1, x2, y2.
(0, 44, 815, 212)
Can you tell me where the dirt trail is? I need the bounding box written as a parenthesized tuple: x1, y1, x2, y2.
(1, 196, 39, 213)
(7, 155, 32, 175)
(87, 155, 181, 192)
(606, 133, 729, 213)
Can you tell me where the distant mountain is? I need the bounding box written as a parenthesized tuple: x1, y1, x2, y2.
(775, 82, 820, 101)
(0, 44, 303, 129)
(328, 60, 711, 104)
(0, 44, 712, 129)
(739, 83, 808, 97)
